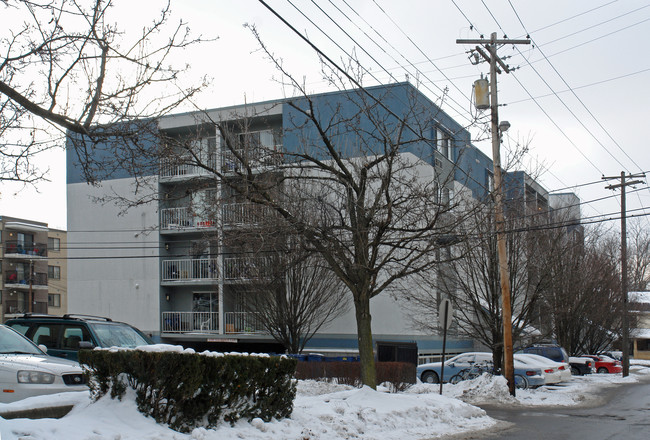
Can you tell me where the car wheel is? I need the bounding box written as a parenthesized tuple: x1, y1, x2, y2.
(514, 374, 528, 390)
(597, 367, 608, 374)
(421, 371, 439, 384)
(571, 366, 581, 375)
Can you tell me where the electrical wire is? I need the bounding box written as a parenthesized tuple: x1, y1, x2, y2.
(507, 0, 645, 175)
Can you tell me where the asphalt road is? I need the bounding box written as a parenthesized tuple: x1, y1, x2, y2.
(447, 375, 650, 440)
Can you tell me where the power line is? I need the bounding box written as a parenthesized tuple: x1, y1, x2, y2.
(536, 4, 650, 48)
(507, 0, 644, 174)
(524, 0, 619, 36)
(507, 67, 650, 105)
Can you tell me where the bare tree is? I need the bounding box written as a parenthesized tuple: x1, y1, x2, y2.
(407, 195, 551, 373)
(1, 0, 208, 185)
(181, 61, 463, 386)
(85, 22, 471, 389)
(627, 218, 650, 292)
(234, 246, 349, 354)
(542, 226, 621, 355)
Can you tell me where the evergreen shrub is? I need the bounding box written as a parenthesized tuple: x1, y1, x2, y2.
(79, 349, 297, 433)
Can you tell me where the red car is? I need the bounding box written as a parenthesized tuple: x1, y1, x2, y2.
(584, 355, 622, 374)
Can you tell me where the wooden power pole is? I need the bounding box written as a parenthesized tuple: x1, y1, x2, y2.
(457, 33, 529, 396)
(603, 171, 646, 377)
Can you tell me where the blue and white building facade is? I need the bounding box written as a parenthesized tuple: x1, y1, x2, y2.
(66, 82, 575, 359)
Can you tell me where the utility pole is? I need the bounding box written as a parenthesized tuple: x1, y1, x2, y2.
(603, 171, 646, 377)
(457, 33, 530, 396)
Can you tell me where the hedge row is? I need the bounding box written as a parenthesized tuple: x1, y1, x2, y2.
(78, 349, 297, 433)
(295, 361, 415, 391)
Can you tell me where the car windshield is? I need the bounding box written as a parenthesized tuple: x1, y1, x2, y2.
(0, 325, 43, 355)
(90, 323, 151, 348)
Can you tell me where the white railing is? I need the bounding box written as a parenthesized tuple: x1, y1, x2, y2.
(223, 256, 274, 280)
(224, 312, 264, 334)
(159, 155, 219, 178)
(221, 148, 283, 172)
(222, 203, 275, 226)
(162, 311, 219, 333)
(160, 207, 216, 230)
(161, 258, 219, 282)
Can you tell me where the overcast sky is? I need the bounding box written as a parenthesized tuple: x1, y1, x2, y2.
(2, 0, 649, 231)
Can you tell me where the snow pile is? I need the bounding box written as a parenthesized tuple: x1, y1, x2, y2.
(198, 384, 494, 440)
(2, 360, 650, 439)
(96, 343, 275, 358)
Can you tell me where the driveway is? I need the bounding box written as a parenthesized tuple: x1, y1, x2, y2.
(449, 375, 650, 439)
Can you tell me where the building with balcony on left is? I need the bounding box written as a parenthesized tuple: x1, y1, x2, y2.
(0, 216, 66, 321)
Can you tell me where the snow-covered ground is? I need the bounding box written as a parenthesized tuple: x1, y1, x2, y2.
(2, 361, 649, 440)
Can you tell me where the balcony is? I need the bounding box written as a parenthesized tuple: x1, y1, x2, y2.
(221, 147, 283, 172)
(4, 241, 48, 259)
(160, 207, 216, 231)
(161, 258, 219, 283)
(161, 311, 219, 333)
(4, 271, 48, 289)
(159, 154, 219, 180)
(224, 312, 264, 334)
(3, 299, 47, 317)
(223, 256, 274, 281)
(159, 311, 265, 335)
(222, 203, 276, 226)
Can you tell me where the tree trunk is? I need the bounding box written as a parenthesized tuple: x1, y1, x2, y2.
(354, 293, 376, 388)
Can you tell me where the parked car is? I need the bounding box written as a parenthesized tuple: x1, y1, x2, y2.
(568, 356, 594, 375)
(417, 352, 481, 384)
(517, 344, 592, 376)
(0, 324, 87, 403)
(416, 352, 545, 389)
(513, 353, 563, 384)
(582, 355, 622, 374)
(600, 351, 623, 361)
(5, 314, 153, 361)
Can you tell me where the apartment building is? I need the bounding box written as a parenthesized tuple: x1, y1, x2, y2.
(0, 216, 50, 321)
(47, 229, 68, 315)
(66, 82, 577, 357)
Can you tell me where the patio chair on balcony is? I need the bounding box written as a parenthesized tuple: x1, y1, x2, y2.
(199, 317, 213, 331)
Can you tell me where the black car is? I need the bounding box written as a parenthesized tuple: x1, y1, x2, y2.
(517, 344, 592, 375)
(5, 314, 153, 361)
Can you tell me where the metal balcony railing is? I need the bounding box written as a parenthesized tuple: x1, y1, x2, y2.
(4, 241, 48, 257)
(160, 207, 216, 230)
(4, 271, 48, 286)
(223, 256, 274, 280)
(222, 203, 275, 226)
(224, 312, 264, 334)
(161, 311, 219, 333)
(221, 148, 283, 172)
(159, 155, 219, 179)
(161, 258, 219, 282)
(3, 300, 47, 315)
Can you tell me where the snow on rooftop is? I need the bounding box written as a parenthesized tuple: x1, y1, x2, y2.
(629, 291, 650, 304)
(631, 328, 650, 339)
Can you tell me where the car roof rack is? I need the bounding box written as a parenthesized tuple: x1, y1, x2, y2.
(62, 314, 113, 322)
(19, 313, 59, 318)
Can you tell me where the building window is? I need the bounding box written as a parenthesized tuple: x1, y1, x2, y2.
(48, 294, 61, 308)
(638, 339, 650, 351)
(48, 266, 61, 280)
(48, 237, 61, 252)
